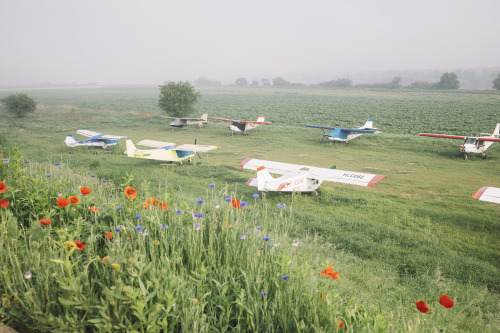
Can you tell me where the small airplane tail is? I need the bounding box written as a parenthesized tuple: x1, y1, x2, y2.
(125, 140, 137, 157)
(257, 166, 274, 191)
(201, 114, 208, 121)
(492, 123, 500, 137)
(361, 118, 376, 129)
(257, 115, 265, 122)
(198, 114, 208, 128)
(64, 135, 79, 147)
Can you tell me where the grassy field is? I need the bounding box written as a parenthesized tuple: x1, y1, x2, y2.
(0, 86, 499, 332)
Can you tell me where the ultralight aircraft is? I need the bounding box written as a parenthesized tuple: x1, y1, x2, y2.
(209, 115, 274, 135)
(472, 186, 500, 204)
(162, 114, 209, 128)
(419, 123, 500, 159)
(306, 118, 380, 143)
(239, 158, 386, 192)
(125, 139, 218, 163)
(64, 130, 129, 148)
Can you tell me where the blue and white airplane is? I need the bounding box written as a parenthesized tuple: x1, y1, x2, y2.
(306, 118, 380, 143)
(65, 130, 129, 148)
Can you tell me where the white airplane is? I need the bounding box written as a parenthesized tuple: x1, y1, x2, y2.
(162, 114, 209, 128)
(306, 118, 381, 143)
(420, 123, 500, 159)
(65, 130, 129, 148)
(239, 158, 386, 192)
(125, 139, 218, 163)
(472, 186, 500, 204)
(208, 115, 274, 135)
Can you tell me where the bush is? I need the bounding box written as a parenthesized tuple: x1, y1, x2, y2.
(0, 93, 37, 117)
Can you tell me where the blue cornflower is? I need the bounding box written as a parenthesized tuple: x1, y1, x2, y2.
(32, 173, 38, 177)
(109, 194, 113, 198)
(24, 161, 29, 164)
(68, 152, 72, 154)
(261, 292, 267, 296)
(3, 159, 9, 163)
(209, 184, 215, 188)
(103, 180, 107, 183)
(240, 234, 246, 240)
(252, 193, 260, 198)
(175, 210, 183, 214)
(55, 163, 60, 166)
(46, 174, 51, 178)
(277, 203, 286, 209)
(194, 213, 204, 218)
(263, 237, 271, 242)
(135, 215, 142, 219)
(91, 175, 95, 178)
(194, 224, 200, 231)
(240, 201, 248, 208)
(256, 226, 261, 230)
(225, 198, 231, 202)
(117, 206, 123, 210)
(135, 226, 143, 231)
(254, 216, 259, 220)
(197, 199, 205, 205)
(161, 224, 168, 229)
(115, 228, 121, 232)
(281, 275, 289, 282)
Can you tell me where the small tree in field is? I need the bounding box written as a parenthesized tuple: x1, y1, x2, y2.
(435, 72, 460, 89)
(158, 81, 201, 118)
(1, 93, 37, 117)
(493, 73, 500, 90)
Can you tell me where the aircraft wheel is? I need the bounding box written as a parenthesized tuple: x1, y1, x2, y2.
(484, 155, 488, 159)
(463, 154, 468, 160)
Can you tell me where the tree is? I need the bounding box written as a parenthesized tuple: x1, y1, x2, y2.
(1, 93, 37, 117)
(435, 72, 460, 89)
(493, 73, 500, 90)
(235, 77, 248, 86)
(261, 79, 271, 86)
(158, 81, 201, 118)
(272, 77, 290, 86)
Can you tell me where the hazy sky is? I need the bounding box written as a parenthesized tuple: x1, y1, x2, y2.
(1, 0, 499, 85)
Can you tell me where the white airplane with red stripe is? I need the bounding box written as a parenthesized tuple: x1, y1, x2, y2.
(472, 186, 500, 204)
(239, 158, 386, 192)
(420, 123, 500, 159)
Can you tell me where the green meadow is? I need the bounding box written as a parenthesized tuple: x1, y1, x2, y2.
(0, 86, 499, 332)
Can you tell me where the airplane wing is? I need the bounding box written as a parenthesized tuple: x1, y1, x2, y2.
(208, 117, 235, 122)
(76, 130, 103, 138)
(472, 186, 500, 204)
(477, 137, 500, 142)
(239, 121, 275, 125)
(162, 116, 205, 121)
(239, 158, 386, 187)
(173, 144, 218, 152)
(419, 133, 466, 140)
(137, 139, 176, 148)
(76, 130, 128, 139)
(305, 125, 374, 133)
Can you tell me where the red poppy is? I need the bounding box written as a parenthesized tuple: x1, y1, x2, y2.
(74, 240, 87, 250)
(158, 201, 168, 210)
(106, 231, 113, 240)
(337, 320, 344, 328)
(39, 218, 52, 226)
(124, 186, 137, 199)
(80, 187, 91, 196)
(146, 197, 157, 206)
(439, 294, 454, 309)
(90, 206, 98, 212)
(231, 198, 242, 209)
(57, 197, 69, 208)
(142, 202, 151, 209)
(320, 266, 339, 280)
(0, 198, 9, 208)
(69, 196, 80, 204)
(415, 300, 430, 314)
(102, 256, 108, 263)
(0, 181, 7, 194)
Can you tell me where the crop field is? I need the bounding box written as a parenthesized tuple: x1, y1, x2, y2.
(0, 86, 499, 332)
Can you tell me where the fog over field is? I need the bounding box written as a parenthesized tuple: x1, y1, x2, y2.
(1, 0, 499, 87)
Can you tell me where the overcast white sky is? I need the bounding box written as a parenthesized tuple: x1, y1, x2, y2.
(1, 0, 499, 85)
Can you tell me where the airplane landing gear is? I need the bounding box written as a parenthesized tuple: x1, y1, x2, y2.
(463, 153, 468, 160)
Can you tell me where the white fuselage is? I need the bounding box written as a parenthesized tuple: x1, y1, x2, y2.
(257, 171, 322, 192)
(460, 137, 494, 154)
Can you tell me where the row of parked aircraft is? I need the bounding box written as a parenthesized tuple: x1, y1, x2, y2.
(63, 120, 499, 203)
